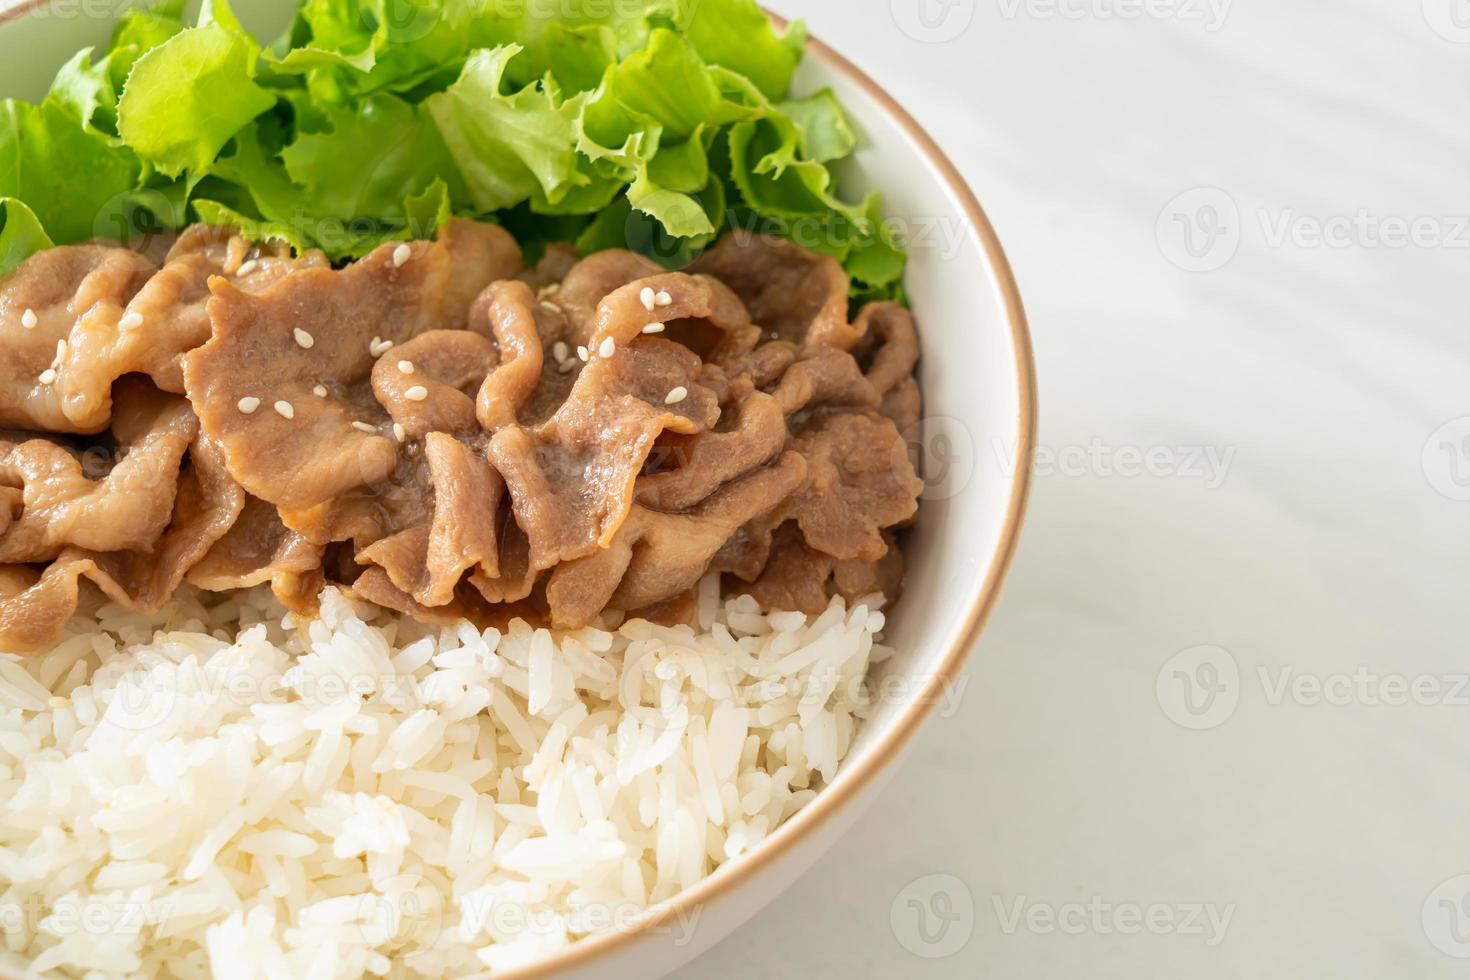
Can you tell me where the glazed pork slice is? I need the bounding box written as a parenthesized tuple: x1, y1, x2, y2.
(486, 272, 738, 582)
(355, 433, 505, 609)
(0, 386, 244, 653)
(0, 379, 199, 563)
(0, 229, 325, 435)
(688, 230, 858, 351)
(110, 226, 327, 396)
(183, 220, 523, 513)
(547, 249, 665, 347)
(742, 523, 906, 616)
(0, 244, 154, 434)
(188, 495, 325, 614)
(784, 411, 924, 563)
(633, 382, 788, 512)
(851, 301, 921, 399)
(545, 451, 808, 627)
(0, 219, 928, 649)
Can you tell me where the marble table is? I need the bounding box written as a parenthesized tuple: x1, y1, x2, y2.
(675, 1, 1470, 978)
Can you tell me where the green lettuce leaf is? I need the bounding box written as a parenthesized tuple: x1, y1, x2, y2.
(0, 99, 141, 243)
(780, 89, 855, 163)
(198, 0, 250, 36)
(277, 0, 515, 100)
(280, 94, 465, 222)
(264, 0, 378, 75)
(402, 177, 452, 240)
(0, 198, 53, 276)
(603, 29, 747, 140)
(842, 193, 906, 289)
(680, 0, 805, 100)
(117, 22, 277, 176)
(578, 175, 724, 265)
(205, 113, 457, 259)
(2, 0, 904, 301)
(426, 46, 587, 212)
(627, 180, 711, 237)
(727, 112, 868, 227)
(541, 22, 617, 94)
(210, 119, 305, 226)
(112, 0, 188, 47)
(477, 0, 681, 88)
(106, 0, 189, 86)
(192, 198, 308, 252)
(48, 48, 122, 134)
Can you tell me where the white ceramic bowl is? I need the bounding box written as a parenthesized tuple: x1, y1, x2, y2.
(0, 4, 1036, 977)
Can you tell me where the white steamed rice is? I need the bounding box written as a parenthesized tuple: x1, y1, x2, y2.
(0, 577, 889, 978)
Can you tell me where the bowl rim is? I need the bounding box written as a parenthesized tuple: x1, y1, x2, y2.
(0, 4, 1038, 977)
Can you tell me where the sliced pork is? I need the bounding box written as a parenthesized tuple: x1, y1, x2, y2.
(0, 221, 923, 649)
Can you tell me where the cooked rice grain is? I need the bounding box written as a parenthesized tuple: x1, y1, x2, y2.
(0, 582, 888, 978)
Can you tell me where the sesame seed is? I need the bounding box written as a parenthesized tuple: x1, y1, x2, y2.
(20, 308, 37, 329)
(539, 300, 562, 314)
(558, 360, 576, 374)
(598, 337, 616, 359)
(293, 328, 315, 349)
(664, 386, 688, 405)
(576, 345, 589, 362)
(313, 385, 328, 398)
(38, 369, 56, 385)
(642, 322, 665, 335)
(639, 287, 656, 311)
(405, 385, 429, 402)
(118, 312, 144, 331)
(393, 423, 406, 443)
(54, 340, 67, 362)
(369, 337, 393, 357)
(392, 243, 411, 268)
(237, 396, 260, 414)
(655, 290, 672, 307)
(397, 360, 415, 375)
(352, 421, 377, 434)
(552, 341, 569, 362)
(236, 259, 259, 276)
(274, 400, 295, 420)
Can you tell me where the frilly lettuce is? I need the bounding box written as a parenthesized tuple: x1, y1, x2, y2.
(0, 0, 904, 299)
(0, 198, 53, 274)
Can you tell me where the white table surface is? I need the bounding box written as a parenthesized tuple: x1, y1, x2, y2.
(675, 2, 1470, 978)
